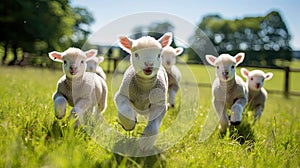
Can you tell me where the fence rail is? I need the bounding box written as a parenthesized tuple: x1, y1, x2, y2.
(11, 54, 300, 97)
(107, 58, 300, 98)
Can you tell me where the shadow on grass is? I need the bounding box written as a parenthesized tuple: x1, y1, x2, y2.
(45, 119, 90, 141)
(217, 117, 256, 150)
(107, 139, 166, 167)
(229, 120, 255, 147)
(46, 120, 166, 167)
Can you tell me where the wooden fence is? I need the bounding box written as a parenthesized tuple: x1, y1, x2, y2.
(11, 54, 300, 97)
(106, 58, 300, 98)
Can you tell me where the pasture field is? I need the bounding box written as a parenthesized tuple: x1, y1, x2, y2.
(0, 65, 299, 168)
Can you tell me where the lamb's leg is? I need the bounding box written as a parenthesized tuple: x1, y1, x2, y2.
(230, 98, 247, 125)
(254, 105, 264, 123)
(115, 94, 136, 131)
(53, 93, 67, 119)
(98, 78, 108, 113)
(139, 104, 166, 151)
(168, 90, 176, 107)
(69, 98, 92, 128)
(168, 85, 178, 107)
(213, 100, 229, 134)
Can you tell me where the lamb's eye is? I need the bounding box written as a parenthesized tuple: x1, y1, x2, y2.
(135, 53, 139, 58)
(231, 65, 235, 69)
(157, 53, 161, 58)
(63, 60, 67, 65)
(250, 77, 253, 81)
(217, 66, 219, 69)
(81, 60, 84, 64)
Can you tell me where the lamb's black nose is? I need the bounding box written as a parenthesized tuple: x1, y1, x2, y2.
(222, 71, 229, 76)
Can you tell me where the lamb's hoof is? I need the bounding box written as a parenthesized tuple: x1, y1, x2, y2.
(55, 115, 64, 119)
(167, 103, 175, 108)
(231, 121, 241, 126)
(120, 118, 137, 131)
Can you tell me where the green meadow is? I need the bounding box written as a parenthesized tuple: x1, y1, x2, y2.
(0, 63, 299, 167)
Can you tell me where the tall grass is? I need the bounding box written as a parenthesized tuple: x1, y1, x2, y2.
(0, 66, 299, 167)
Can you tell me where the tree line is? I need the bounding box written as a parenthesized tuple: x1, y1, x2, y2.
(0, 4, 292, 68)
(187, 11, 292, 67)
(0, 0, 94, 66)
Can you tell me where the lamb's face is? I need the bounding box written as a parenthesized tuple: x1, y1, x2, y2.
(161, 46, 183, 69)
(119, 32, 173, 79)
(206, 53, 245, 82)
(63, 54, 86, 79)
(215, 56, 236, 82)
(161, 48, 176, 69)
(216, 54, 236, 82)
(131, 47, 162, 78)
(241, 68, 273, 91)
(248, 72, 265, 91)
(86, 60, 97, 73)
(48, 48, 98, 79)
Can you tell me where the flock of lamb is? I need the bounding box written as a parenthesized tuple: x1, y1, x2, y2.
(48, 32, 273, 150)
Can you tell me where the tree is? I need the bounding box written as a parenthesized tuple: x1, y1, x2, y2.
(131, 22, 177, 47)
(188, 11, 292, 67)
(70, 7, 95, 48)
(0, 0, 94, 66)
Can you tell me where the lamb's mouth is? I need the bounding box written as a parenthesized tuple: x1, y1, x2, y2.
(143, 67, 153, 75)
(70, 70, 78, 76)
(223, 75, 229, 80)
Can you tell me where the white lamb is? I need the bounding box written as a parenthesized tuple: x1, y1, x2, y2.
(114, 32, 172, 151)
(86, 55, 107, 80)
(161, 46, 183, 107)
(241, 68, 273, 122)
(205, 53, 248, 134)
(48, 47, 108, 127)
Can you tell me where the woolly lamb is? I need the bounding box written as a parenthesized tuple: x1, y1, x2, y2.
(114, 32, 172, 150)
(86, 55, 107, 80)
(241, 68, 273, 122)
(161, 46, 183, 107)
(48, 47, 108, 127)
(205, 53, 248, 134)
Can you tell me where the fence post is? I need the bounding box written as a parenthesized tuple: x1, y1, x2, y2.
(107, 57, 111, 73)
(284, 66, 290, 98)
(113, 58, 118, 72)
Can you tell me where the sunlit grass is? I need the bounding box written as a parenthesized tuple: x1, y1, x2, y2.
(0, 66, 299, 167)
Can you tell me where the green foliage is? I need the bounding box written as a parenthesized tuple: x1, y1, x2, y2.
(188, 11, 292, 67)
(0, 66, 299, 167)
(0, 0, 94, 65)
(131, 22, 177, 48)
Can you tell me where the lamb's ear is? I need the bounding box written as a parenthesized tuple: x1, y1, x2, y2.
(158, 32, 173, 48)
(205, 55, 217, 66)
(175, 47, 184, 56)
(85, 49, 98, 59)
(241, 68, 249, 78)
(234, 52, 245, 66)
(48, 51, 63, 63)
(119, 36, 133, 54)
(264, 72, 273, 80)
(98, 56, 104, 64)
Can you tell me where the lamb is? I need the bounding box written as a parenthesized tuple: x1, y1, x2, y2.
(86, 55, 107, 80)
(205, 53, 248, 134)
(161, 46, 183, 107)
(48, 47, 108, 127)
(114, 32, 172, 151)
(241, 68, 273, 122)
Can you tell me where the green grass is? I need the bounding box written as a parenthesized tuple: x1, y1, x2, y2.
(0, 65, 299, 167)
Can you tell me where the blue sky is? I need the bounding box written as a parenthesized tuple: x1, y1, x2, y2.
(72, 0, 300, 50)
